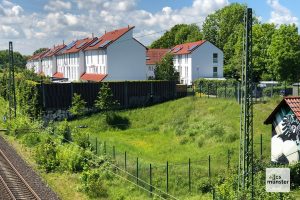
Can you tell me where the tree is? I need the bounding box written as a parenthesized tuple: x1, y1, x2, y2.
(268, 24, 300, 82)
(33, 48, 48, 56)
(150, 24, 203, 48)
(94, 83, 118, 111)
(252, 23, 276, 81)
(69, 93, 87, 116)
(154, 53, 179, 81)
(0, 50, 27, 69)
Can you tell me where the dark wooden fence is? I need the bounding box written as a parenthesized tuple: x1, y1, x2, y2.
(39, 81, 182, 110)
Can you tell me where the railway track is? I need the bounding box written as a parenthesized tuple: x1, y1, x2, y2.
(0, 147, 41, 200)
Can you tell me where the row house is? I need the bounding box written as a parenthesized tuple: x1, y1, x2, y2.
(170, 40, 224, 85)
(56, 37, 95, 81)
(26, 49, 50, 74)
(41, 44, 66, 77)
(27, 26, 147, 82)
(81, 26, 146, 82)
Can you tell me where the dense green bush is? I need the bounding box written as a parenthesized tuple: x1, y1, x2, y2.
(197, 177, 213, 193)
(35, 137, 59, 172)
(57, 144, 93, 172)
(72, 129, 91, 149)
(57, 120, 72, 143)
(217, 87, 236, 98)
(80, 162, 114, 198)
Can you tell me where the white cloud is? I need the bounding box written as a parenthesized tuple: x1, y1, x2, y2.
(44, 0, 72, 12)
(0, 25, 19, 38)
(267, 0, 298, 25)
(0, 0, 229, 54)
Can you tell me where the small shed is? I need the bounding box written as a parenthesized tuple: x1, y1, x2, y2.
(264, 97, 300, 164)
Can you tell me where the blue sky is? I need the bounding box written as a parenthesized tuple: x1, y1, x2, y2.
(0, 0, 299, 54)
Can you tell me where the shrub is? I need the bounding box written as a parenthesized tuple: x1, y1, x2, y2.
(57, 119, 72, 143)
(94, 83, 119, 111)
(69, 93, 87, 117)
(22, 132, 41, 147)
(290, 162, 300, 189)
(194, 78, 238, 96)
(73, 129, 91, 149)
(57, 144, 93, 172)
(105, 112, 130, 130)
(217, 87, 236, 98)
(197, 177, 213, 193)
(80, 163, 113, 198)
(35, 137, 59, 172)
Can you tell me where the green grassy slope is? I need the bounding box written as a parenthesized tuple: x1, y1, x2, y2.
(67, 96, 282, 198)
(70, 97, 277, 165)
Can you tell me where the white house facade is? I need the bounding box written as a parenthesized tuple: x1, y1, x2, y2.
(41, 44, 65, 77)
(171, 40, 224, 85)
(26, 50, 49, 74)
(82, 26, 147, 82)
(56, 38, 95, 81)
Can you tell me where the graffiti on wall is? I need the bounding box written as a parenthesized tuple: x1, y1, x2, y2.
(272, 107, 300, 164)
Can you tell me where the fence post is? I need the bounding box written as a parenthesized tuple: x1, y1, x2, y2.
(95, 137, 98, 155)
(260, 134, 263, 161)
(136, 157, 139, 185)
(166, 161, 169, 193)
(70, 82, 73, 104)
(188, 158, 191, 192)
(41, 81, 46, 108)
(227, 150, 230, 169)
(125, 151, 127, 171)
(149, 164, 152, 197)
(104, 141, 106, 155)
(208, 155, 211, 178)
(113, 146, 115, 160)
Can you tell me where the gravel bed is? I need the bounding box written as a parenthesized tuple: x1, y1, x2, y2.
(0, 135, 60, 200)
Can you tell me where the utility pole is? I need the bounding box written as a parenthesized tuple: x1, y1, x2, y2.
(8, 41, 16, 119)
(238, 8, 254, 199)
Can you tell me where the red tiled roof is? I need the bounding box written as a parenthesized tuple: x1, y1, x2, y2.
(146, 49, 169, 65)
(53, 72, 64, 78)
(84, 26, 135, 51)
(28, 49, 50, 61)
(81, 73, 107, 82)
(42, 44, 66, 58)
(60, 37, 96, 54)
(264, 97, 300, 124)
(169, 40, 206, 55)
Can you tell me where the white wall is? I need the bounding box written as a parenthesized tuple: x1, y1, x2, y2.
(42, 57, 52, 77)
(174, 54, 192, 85)
(106, 30, 146, 81)
(191, 42, 223, 84)
(146, 64, 155, 79)
(85, 49, 107, 74)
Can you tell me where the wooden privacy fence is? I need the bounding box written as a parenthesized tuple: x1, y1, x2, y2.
(39, 81, 182, 110)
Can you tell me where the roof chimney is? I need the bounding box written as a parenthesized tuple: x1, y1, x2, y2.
(63, 40, 64, 45)
(128, 25, 130, 29)
(92, 33, 94, 38)
(105, 30, 106, 34)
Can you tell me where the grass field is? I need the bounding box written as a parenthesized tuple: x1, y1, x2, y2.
(65, 96, 282, 198)
(1, 96, 296, 199)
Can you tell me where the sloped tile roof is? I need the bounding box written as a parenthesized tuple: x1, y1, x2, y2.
(28, 49, 50, 61)
(42, 44, 66, 58)
(264, 97, 300, 124)
(84, 26, 135, 51)
(81, 73, 107, 82)
(146, 49, 169, 65)
(169, 40, 206, 55)
(53, 72, 64, 78)
(60, 37, 96, 54)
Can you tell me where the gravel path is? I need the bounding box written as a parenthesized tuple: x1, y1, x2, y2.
(0, 134, 60, 200)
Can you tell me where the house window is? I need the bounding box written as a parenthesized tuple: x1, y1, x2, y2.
(178, 55, 182, 64)
(185, 55, 188, 64)
(213, 67, 218, 78)
(213, 53, 218, 63)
